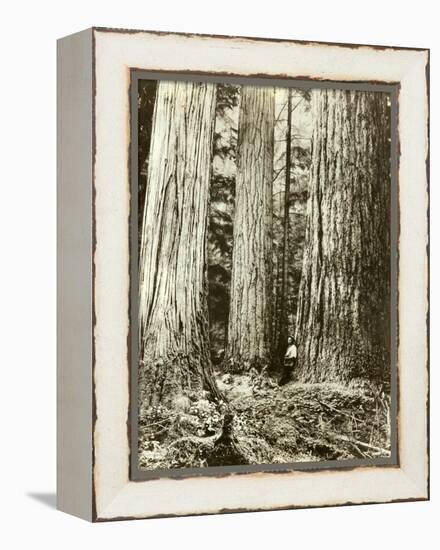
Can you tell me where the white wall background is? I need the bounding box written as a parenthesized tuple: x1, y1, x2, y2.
(0, 1, 437, 548)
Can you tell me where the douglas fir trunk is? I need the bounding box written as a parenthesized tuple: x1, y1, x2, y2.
(225, 85, 275, 372)
(295, 90, 391, 383)
(138, 80, 220, 406)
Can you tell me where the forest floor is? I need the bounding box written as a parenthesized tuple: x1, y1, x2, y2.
(138, 372, 392, 471)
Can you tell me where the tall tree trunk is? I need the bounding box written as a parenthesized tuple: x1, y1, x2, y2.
(225, 85, 275, 372)
(277, 88, 293, 358)
(139, 80, 220, 406)
(295, 89, 391, 383)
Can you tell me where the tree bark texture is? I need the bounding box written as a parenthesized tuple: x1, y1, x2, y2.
(295, 90, 391, 383)
(225, 86, 275, 372)
(138, 80, 220, 406)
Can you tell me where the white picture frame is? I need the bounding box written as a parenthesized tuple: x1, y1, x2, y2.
(57, 27, 429, 522)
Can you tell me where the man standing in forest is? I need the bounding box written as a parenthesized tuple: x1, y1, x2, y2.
(279, 336, 298, 386)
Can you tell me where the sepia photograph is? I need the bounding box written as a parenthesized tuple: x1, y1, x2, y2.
(134, 76, 396, 473)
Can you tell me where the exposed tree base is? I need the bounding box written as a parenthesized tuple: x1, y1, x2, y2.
(206, 412, 249, 466)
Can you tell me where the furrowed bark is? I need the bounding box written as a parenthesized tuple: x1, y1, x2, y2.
(225, 85, 275, 372)
(295, 90, 391, 383)
(138, 80, 221, 406)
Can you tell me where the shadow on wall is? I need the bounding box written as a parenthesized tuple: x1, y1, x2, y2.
(26, 492, 56, 510)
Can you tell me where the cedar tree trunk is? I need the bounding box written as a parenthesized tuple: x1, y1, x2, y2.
(139, 80, 220, 406)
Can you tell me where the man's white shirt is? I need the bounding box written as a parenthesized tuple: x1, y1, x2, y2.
(285, 344, 297, 359)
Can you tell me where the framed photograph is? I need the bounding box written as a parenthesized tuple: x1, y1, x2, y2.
(57, 27, 429, 522)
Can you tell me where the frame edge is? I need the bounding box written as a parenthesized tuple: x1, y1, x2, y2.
(57, 27, 94, 522)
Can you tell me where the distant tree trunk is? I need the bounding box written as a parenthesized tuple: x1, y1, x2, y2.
(225, 85, 275, 372)
(139, 80, 221, 406)
(295, 90, 391, 383)
(277, 88, 293, 359)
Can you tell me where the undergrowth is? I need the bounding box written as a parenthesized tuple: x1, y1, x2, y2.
(138, 372, 391, 470)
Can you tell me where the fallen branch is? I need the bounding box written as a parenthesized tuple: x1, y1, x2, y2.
(317, 399, 366, 424)
(141, 414, 177, 430)
(331, 433, 390, 455)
